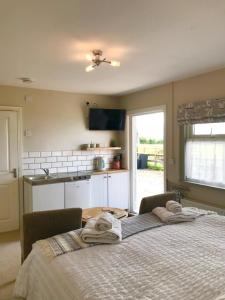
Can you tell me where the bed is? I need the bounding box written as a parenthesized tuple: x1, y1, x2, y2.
(15, 193, 225, 300)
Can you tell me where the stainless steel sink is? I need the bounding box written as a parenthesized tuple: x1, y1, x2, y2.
(27, 175, 56, 181)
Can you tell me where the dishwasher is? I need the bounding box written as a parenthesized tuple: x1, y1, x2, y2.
(65, 178, 91, 209)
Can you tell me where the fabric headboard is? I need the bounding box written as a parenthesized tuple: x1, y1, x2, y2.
(22, 208, 82, 262)
(139, 192, 177, 214)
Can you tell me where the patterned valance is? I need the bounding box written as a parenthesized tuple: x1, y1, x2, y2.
(177, 98, 225, 125)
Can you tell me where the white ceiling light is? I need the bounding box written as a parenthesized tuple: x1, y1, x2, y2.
(17, 77, 35, 83)
(85, 49, 120, 72)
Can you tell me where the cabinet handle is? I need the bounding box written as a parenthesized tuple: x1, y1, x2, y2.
(108, 175, 111, 178)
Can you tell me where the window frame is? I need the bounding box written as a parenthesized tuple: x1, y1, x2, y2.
(182, 123, 225, 190)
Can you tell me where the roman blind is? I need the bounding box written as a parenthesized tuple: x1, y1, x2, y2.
(177, 98, 225, 125)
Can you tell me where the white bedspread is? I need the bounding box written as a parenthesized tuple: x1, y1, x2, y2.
(14, 214, 225, 300)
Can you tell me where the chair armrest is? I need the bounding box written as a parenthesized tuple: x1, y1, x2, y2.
(22, 208, 82, 262)
(139, 192, 177, 214)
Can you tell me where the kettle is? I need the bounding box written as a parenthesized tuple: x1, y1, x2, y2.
(94, 156, 105, 171)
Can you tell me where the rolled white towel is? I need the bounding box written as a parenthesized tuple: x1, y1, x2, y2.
(152, 207, 174, 223)
(152, 207, 197, 224)
(80, 218, 122, 244)
(95, 212, 115, 231)
(166, 200, 182, 213)
(166, 211, 197, 224)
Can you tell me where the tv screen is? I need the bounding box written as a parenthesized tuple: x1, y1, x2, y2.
(89, 108, 126, 130)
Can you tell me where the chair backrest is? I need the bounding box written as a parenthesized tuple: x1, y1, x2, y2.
(139, 192, 177, 214)
(22, 208, 82, 262)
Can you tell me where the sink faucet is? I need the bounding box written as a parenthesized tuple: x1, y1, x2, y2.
(42, 168, 50, 176)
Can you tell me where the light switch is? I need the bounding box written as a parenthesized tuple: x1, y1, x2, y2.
(24, 129, 32, 137)
(24, 95, 33, 104)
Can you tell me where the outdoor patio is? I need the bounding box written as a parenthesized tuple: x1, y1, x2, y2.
(134, 169, 164, 212)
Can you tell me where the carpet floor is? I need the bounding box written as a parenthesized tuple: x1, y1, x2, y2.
(0, 231, 21, 300)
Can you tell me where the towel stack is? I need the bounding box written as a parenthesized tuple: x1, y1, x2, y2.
(152, 200, 197, 224)
(80, 212, 122, 244)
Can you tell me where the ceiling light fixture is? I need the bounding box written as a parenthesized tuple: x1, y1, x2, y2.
(17, 77, 35, 83)
(85, 49, 120, 72)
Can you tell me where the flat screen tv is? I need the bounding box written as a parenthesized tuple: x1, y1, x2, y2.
(89, 108, 126, 130)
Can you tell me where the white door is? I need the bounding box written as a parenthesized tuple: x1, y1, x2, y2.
(91, 174, 108, 207)
(65, 180, 91, 209)
(129, 108, 166, 213)
(108, 172, 129, 209)
(0, 111, 19, 232)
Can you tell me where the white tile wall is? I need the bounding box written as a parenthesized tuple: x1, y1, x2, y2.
(22, 150, 116, 175)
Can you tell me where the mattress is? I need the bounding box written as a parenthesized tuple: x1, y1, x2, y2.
(14, 214, 225, 300)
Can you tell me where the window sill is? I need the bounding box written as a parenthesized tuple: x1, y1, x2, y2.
(184, 180, 225, 191)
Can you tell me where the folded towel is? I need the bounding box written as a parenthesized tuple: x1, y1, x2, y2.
(152, 207, 197, 224)
(166, 200, 182, 213)
(80, 217, 122, 244)
(95, 212, 115, 231)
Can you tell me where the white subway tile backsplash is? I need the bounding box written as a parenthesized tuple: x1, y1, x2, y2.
(35, 157, 46, 163)
(34, 169, 44, 175)
(52, 162, 62, 168)
(23, 158, 35, 164)
(86, 166, 93, 171)
(63, 151, 72, 156)
(78, 166, 86, 171)
(29, 163, 40, 169)
(87, 155, 95, 160)
(57, 167, 68, 173)
(23, 169, 34, 175)
(22, 150, 120, 175)
(68, 166, 77, 172)
(52, 151, 62, 157)
(41, 152, 52, 157)
(81, 161, 92, 166)
(77, 156, 86, 161)
(41, 163, 52, 169)
(46, 157, 57, 163)
(49, 168, 57, 174)
(68, 156, 77, 161)
(29, 152, 40, 158)
(72, 151, 81, 155)
(63, 161, 73, 167)
(57, 156, 67, 162)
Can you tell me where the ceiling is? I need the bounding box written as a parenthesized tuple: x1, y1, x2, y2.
(1, 0, 225, 95)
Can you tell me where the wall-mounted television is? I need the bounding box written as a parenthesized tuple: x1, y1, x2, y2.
(89, 108, 126, 130)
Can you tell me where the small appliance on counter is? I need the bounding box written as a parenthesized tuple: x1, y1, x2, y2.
(94, 156, 105, 171)
(112, 154, 122, 170)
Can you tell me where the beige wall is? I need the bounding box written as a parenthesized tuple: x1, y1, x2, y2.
(0, 86, 120, 152)
(119, 68, 225, 208)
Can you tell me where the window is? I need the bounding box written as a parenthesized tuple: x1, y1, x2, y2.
(184, 122, 225, 188)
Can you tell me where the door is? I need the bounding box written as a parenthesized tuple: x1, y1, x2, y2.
(108, 172, 129, 209)
(65, 180, 91, 209)
(91, 174, 108, 207)
(32, 183, 64, 211)
(0, 111, 19, 232)
(129, 108, 166, 213)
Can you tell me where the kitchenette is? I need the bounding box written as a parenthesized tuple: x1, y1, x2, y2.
(23, 169, 129, 213)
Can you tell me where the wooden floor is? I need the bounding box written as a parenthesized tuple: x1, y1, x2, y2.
(0, 230, 21, 300)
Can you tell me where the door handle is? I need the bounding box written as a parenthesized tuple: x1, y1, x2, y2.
(11, 168, 17, 178)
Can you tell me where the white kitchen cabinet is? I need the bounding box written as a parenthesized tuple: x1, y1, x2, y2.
(91, 174, 108, 207)
(24, 182, 64, 213)
(65, 180, 91, 209)
(108, 172, 129, 209)
(91, 171, 129, 209)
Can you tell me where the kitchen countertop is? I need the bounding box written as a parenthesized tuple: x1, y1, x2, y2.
(24, 169, 129, 186)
